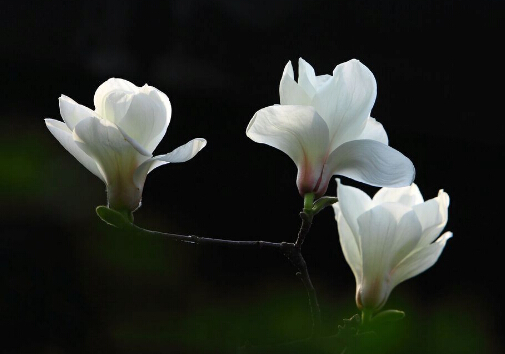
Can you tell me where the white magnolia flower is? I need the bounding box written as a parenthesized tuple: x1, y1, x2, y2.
(45, 78, 206, 212)
(246, 58, 415, 197)
(333, 179, 452, 312)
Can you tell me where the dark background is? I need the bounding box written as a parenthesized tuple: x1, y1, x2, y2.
(1, 0, 503, 353)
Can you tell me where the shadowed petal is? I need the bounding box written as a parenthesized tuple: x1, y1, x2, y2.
(391, 232, 452, 288)
(72, 116, 147, 186)
(336, 179, 373, 248)
(334, 202, 362, 284)
(324, 139, 415, 188)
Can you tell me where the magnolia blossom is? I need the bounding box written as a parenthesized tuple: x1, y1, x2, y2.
(247, 58, 415, 197)
(45, 78, 206, 212)
(333, 180, 452, 312)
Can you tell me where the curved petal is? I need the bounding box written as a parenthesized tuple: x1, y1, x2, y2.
(413, 190, 450, 247)
(336, 178, 373, 249)
(115, 124, 152, 157)
(389, 207, 423, 267)
(355, 117, 388, 145)
(323, 139, 415, 189)
(138, 85, 172, 152)
(279, 61, 312, 105)
(357, 205, 422, 309)
(312, 59, 377, 151)
(297, 58, 317, 98)
(133, 138, 207, 187)
(97, 91, 135, 126)
(59, 95, 97, 130)
(115, 89, 171, 153)
(391, 231, 452, 289)
(373, 183, 424, 207)
(72, 116, 147, 186)
(94, 78, 139, 119)
(246, 105, 330, 194)
(44, 119, 104, 182)
(315, 74, 332, 89)
(333, 202, 362, 284)
(358, 205, 421, 273)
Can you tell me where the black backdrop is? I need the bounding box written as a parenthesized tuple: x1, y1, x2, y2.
(1, 1, 503, 353)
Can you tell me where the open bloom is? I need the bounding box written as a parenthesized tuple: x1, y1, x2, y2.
(333, 180, 452, 312)
(246, 58, 415, 197)
(45, 78, 206, 212)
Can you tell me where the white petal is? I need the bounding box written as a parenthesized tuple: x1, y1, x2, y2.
(389, 207, 423, 267)
(413, 190, 450, 247)
(315, 74, 332, 89)
(133, 138, 207, 187)
(97, 91, 135, 125)
(297, 58, 317, 98)
(94, 78, 138, 119)
(72, 116, 147, 186)
(391, 231, 452, 288)
(359, 206, 422, 274)
(115, 89, 171, 153)
(59, 95, 97, 130)
(45, 118, 104, 182)
(377, 202, 415, 223)
(333, 202, 362, 284)
(312, 59, 377, 151)
(373, 183, 424, 206)
(156, 138, 206, 163)
(355, 117, 388, 145)
(356, 205, 399, 309)
(138, 85, 172, 151)
(325, 139, 415, 188)
(246, 105, 330, 193)
(115, 124, 152, 157)
(279, 61, 312, 105)
(336, 178, 373, 248)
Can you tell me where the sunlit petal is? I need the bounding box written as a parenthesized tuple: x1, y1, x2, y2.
(279, 61, 312, 105)
(373, 183, 424, 206)
(59, 95, 97, 130)
(312, 59, 377, 150)
(44, 118, 104, 181)
(134, 138, 207, 187)
(246, 105, 329, 194)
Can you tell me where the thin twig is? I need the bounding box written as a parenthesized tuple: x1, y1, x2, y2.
(282, 214, 322, 337)
(294, 212, 313, 249)
(130, 224, 282, 250)
(122, 215, 321, 337)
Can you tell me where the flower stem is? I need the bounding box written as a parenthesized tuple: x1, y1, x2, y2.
(303, 192, 315, 212)
(361, 309, 373, 327)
